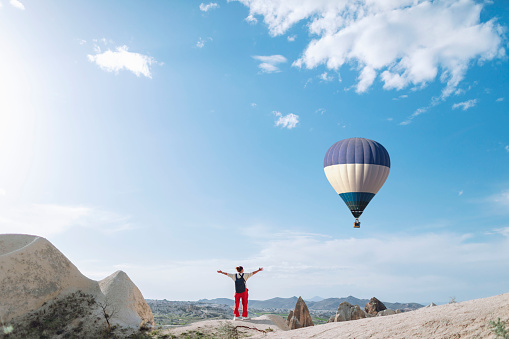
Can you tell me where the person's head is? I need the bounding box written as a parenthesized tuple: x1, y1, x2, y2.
(236, 266, 244, 273)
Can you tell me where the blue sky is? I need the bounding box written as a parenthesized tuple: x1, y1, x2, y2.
(1, 0, 508, 304)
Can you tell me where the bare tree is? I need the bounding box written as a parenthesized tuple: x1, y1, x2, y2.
(97, 298, 118, 333)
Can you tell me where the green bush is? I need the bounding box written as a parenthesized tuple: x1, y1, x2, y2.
(489, 318, 509, 339)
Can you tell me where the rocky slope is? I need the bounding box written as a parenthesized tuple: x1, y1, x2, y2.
(0, 233, 154, 338)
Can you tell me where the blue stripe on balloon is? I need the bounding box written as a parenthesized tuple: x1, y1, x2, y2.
(324, 138, 390, 168)
(339, 192, 376, 218)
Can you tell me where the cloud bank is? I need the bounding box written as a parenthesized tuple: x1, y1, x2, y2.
(0, 201, 133, 237)
(234, 0, 504, 94)
(104, 228, 509, 301)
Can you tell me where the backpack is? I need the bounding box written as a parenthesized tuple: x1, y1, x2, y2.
(235, 273, 246, 293)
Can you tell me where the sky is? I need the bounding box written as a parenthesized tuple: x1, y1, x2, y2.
(0, 0, 508, 305)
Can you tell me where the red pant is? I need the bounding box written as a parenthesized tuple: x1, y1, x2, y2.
(234, 290, 249, 317)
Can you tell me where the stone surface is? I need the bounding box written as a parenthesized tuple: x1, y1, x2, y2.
(365, 297, 387, 315)
(249, 292, 509, 339)
(0, 234, 99, 322)
(289, 315, 302, 329)
(99, 270, 155, 329)
(287, 297, 314, 329)
(377, 309, 401, 316)
(333, 301, 366, 322)
(285, 310, 294, 328)
(425, 302, 437, 307)
(0, 233, 154, 331)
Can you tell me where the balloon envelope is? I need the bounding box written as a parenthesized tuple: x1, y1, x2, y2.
(324, 138, 390, 218)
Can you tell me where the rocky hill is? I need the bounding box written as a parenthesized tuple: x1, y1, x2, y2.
(0, 233, 154, 338)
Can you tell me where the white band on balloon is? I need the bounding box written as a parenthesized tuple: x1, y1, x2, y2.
(324, 163, 390, 195)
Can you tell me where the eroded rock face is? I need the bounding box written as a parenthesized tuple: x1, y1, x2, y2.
(0, 233, 154, 333)
(365, 297, 387, 315)
(333, 301, 366, 322)
(285, 310, 294, 328)
(0, 234, 99, 322)
(99, 270, 155, 328)
(287, 297, 314, 329)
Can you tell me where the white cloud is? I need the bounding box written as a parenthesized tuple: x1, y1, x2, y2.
(233, 0, 504, 96)
(9, 0, 24, 10)
(319, 72, 333, 82)
(505, 145, 509, 152)
(199, 2, 219, 12)
(458, 190, 464, 196)
(273, 111, 299, 129)
(245, 14, 258, 24)
(87, 45, 157, 78)
(196, 37, 213, 48)
(490, 227, 509, 237)
(400, 106, 429, 125)
(452, 99, 478, 110)
(250, 102, 257, 108)
(287, 35, 297, 42)
(393, 94, 408, 101)
(253, 55, 287, 73)
(0, 202, 133, 237)
(496, 97, 504, 102)
(356, 66, 377, 93)
(315, 108, 326, 115)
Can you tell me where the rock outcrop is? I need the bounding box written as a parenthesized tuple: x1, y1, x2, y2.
(377, 309, 401, 316)
(99, 270, 155, 329)
(365, 297, 387, 315)
(425, 302, 437, 308)
(286, 297, 313, 329)
(0, 233, 154, 336)
(328, 301, 366, 322)
(0, 234, 99, 322)
(286, 310, 294, 328)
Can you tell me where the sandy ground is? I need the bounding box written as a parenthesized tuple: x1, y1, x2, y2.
(162, 315, 287, 337)
(163, 292, 509, 338)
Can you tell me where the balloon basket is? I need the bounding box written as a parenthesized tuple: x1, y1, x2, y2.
(354, 219, 360, 228)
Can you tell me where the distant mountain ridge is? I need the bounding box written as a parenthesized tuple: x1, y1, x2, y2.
(198, 296, 423, 311)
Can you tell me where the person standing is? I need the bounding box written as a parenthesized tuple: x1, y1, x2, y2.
(217, 266, 263, 320)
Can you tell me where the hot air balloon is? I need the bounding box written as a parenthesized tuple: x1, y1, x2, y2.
(324, 138, 390, 228)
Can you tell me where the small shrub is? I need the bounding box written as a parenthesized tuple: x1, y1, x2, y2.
(217, 322, 239, 339)
(448, 296, 457, 304)
(489, 318, 509, 339)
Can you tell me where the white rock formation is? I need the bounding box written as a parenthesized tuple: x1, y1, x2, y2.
(99, 270, 154, 328)
(0, 234, 99, 322)
(0, 234, 154, 330)
(330, 301, 366, 322)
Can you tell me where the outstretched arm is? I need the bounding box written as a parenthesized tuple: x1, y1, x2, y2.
(252, 267, 263, 275)
(217, 270, 228, 276)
